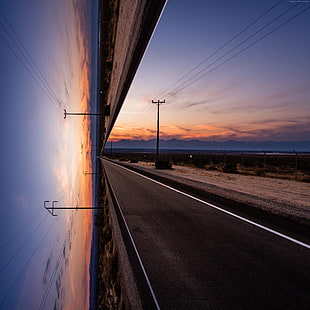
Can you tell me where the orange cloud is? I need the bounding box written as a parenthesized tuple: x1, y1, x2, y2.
(109, 116, 310, 142)
(110, 126, 156, 141)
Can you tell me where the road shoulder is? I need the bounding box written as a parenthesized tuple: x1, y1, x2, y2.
(109, 159, 310, 241)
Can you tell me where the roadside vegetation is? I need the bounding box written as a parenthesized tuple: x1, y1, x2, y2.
(105, 151, 310, 182)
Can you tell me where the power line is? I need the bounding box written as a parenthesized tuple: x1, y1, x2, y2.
(126, 103, 156, 129)
(0, 31, 60, 111)
(39, 211, 79, 309)
(164, 2, 301, 98)
(0, 11, 63, 115)
(155, 0, 285, 99)
(0, 212, 44, 251)
(128, 1, 295, 130)
(125, 0, 284, 129)
(165, 4, 310, 98)
(0, 219, 55, 307)
(0, 214, 49, 275)
(38, 228, 72, 310)
(107, 99, 158, 140)
(0, 11, 61, 107)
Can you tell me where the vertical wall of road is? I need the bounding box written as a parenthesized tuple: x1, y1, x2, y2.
(95, 0, 166, 308)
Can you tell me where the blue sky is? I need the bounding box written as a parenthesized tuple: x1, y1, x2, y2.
(110, 0, 310, 142)
(0, 0, 94, 308)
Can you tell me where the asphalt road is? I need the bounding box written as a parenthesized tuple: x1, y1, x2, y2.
(102, 159, 310, 310)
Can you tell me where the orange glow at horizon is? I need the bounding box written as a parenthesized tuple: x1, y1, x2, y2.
(63, 9, 93, 309)
(108, 123, 261, 141)
(17, 1, 94, 308)
(109, 115, 310, 142)
(53, 1, 93, 309)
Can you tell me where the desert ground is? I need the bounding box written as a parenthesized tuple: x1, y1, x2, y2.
(128, 161, 310, 224)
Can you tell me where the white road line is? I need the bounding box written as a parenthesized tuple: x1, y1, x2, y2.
(107, 160, 310, 250)
(104, 164, 161, 310)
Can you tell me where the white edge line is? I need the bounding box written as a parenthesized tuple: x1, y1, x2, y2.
(106, 167, 161, 310)
(107, 160, 310, 250)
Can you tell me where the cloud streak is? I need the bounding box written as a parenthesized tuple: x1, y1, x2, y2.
(110, 115, 310, 142)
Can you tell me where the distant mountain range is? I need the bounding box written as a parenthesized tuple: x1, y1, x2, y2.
(106, 138, 310, 152)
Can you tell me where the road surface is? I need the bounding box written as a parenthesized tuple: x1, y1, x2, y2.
(102, 159, 310, 310)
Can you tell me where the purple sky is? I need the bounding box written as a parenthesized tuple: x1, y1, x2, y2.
(110, 0, 310, 142)
(0, 0, 95, 309)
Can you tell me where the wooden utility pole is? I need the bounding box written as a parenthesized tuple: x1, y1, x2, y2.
(152, 100, 165, 160)
(44, 201, 102, 216)
(63, 109, 100, 119)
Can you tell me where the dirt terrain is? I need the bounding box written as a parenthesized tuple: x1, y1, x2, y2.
(128, 161, 310, 225)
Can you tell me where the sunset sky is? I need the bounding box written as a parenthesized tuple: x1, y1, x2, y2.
(0, 0, 95, 308)
(110, 0, 310, 142)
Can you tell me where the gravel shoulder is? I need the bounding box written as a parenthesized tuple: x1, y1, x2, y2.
(122, 161, 310, 226)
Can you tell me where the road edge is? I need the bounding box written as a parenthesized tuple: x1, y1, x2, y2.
(105, 158, 310, 243)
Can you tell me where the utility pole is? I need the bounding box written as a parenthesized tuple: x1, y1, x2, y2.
(83, 171, 99, 175)
(63, 109, 101, 119)
(152, 99, 165, 160)
(44, 200, 101, 216)
(293, 149, 298, 180)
